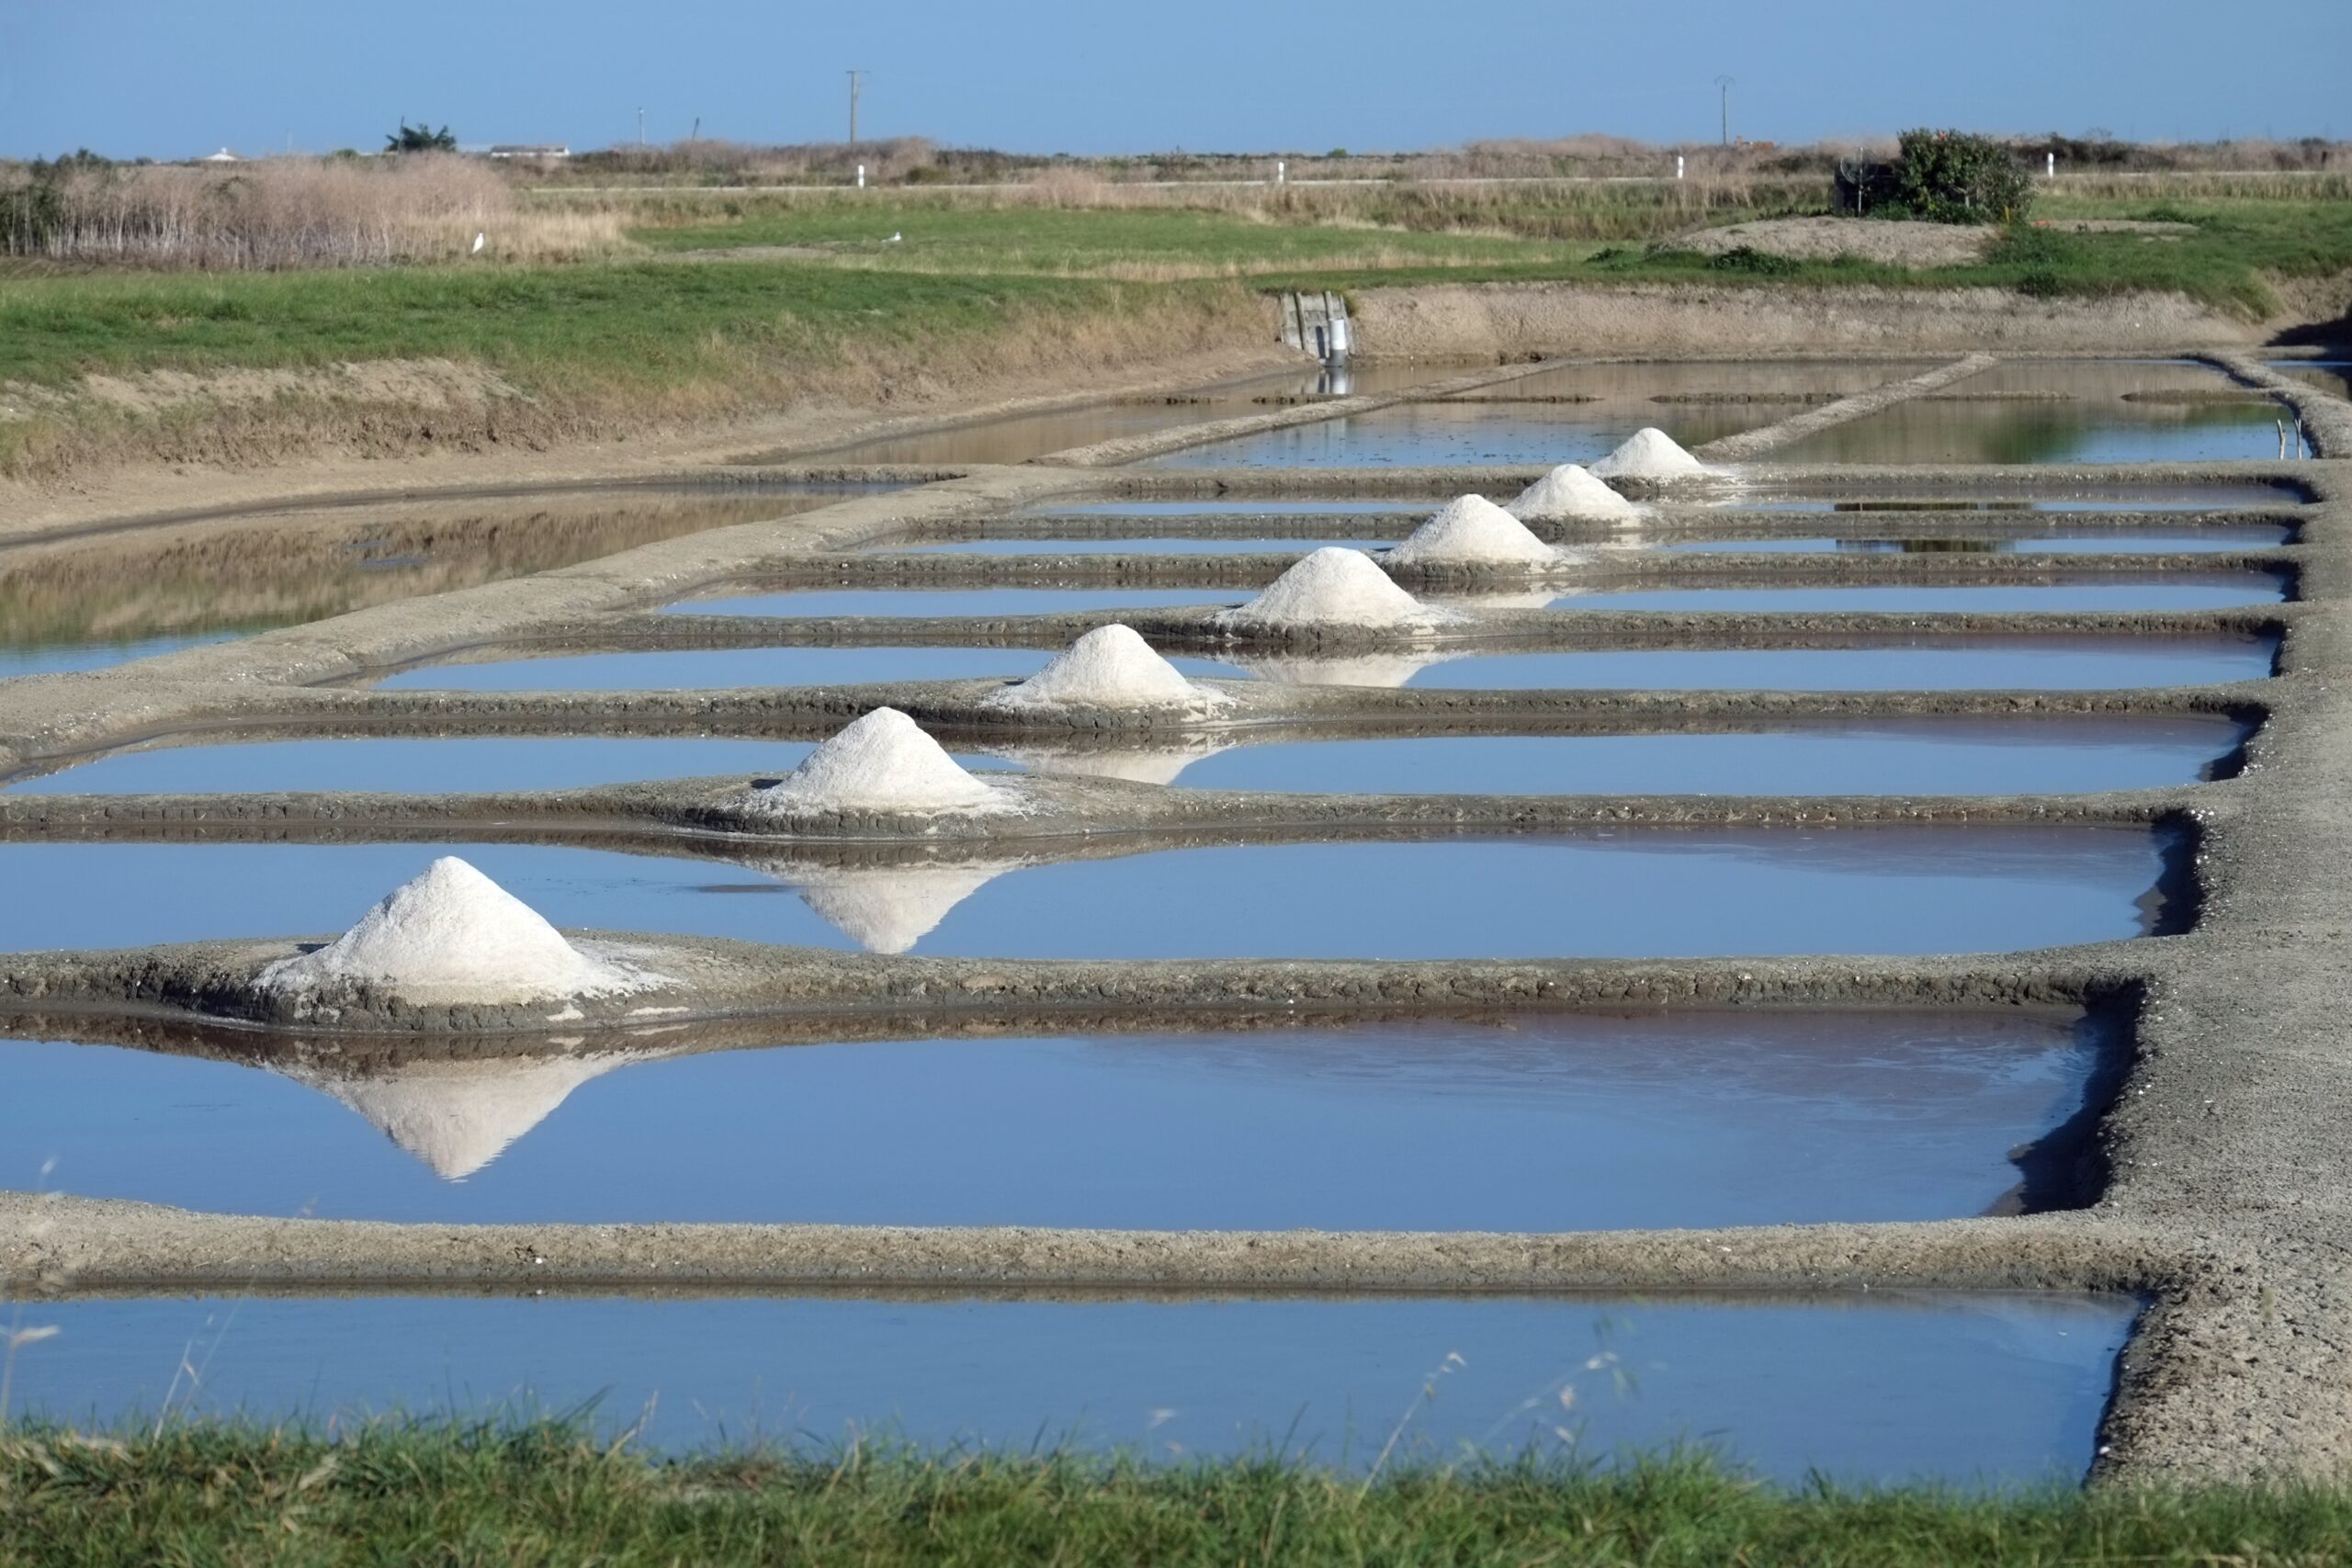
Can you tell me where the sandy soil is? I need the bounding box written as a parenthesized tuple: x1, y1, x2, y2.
(1666, 216, 1996, 265)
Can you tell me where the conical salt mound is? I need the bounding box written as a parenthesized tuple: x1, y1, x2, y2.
(981, 625, 1229, 712)
(750, 707, 1005, 815)
(1214, 547, 1443, 631)
(284, 1051, 641, 1181)
(1507, 464, 1640, 522)
(768, 859, 1015, 953)
(1387, 495, 1564, 568)
(257, 856, 628, 1005)
(1589, 427, 1707, 480)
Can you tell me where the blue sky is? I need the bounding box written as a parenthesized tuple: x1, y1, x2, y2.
(4, 0, 2346, 160)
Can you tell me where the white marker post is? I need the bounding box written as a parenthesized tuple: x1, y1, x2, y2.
(2047, 152, 2056, 177)
(856, 164, 866, 188)
(1276, 160, 1286, 185)
(1676, 153, 1686, 180)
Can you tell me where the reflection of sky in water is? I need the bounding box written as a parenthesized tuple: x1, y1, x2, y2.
(1666, 527, 2290, 554)
(1148, 403, 1759, 468)
(1774, 400, 2293, 464)
(0, 829, 2168, 961)
(376, 636, 2274, 695)
(0, 632, 236, 680)
(4, 1010, 2098, 1226)
(1558, 579, 2283, 612)
(6, 1290, 2133, 1483)
(1163, 721, 2239, 796)
(664, 587, 1244, 617)
(7, 737, 998, 795)
(1391, 640, 2272, 692)
(894, 536, 1388, 555)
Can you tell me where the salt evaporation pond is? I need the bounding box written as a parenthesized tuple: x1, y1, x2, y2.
(665, 587, 1248, 617)
(0, 631, 240, 681)
(1690, 482, 2304, 512)
(1545, 577, 2284, 613)
(10, 717, 2241, 798)
(6, 737, 990, 795)
(1662, 526, 2291, 554)
(0, 829, 2174, 959)
(1049, 719, 2243, 796)
(373, 636, 2275, 694)
(1145, 405, 1749, 468)
(893, 536, 1392, 556)
(0, 485, 903, 679)
(5, 1291, 2132, 1483)
(0, 1010, 2106, 1226)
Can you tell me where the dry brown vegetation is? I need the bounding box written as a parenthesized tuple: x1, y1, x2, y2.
(0, 154, 628, 268)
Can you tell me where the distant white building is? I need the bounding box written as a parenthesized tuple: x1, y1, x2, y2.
(487, 144, 571, 160)
(200, 147, 243, 163)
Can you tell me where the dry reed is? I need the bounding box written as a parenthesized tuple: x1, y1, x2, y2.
(0, 154, 629, 268)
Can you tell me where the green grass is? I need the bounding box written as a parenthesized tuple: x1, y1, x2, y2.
(623, 201, 1589, 274)
(5, 1420, 2351, 1566)
(0, 258, 1219, 390)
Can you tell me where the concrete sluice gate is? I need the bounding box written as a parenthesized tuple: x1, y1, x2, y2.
(1, 346, 2348, 1485)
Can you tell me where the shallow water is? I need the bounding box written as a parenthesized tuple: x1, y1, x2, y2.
(5, 737, 991, 795)
(5, 1290, 2132, 1483)
(0, 631, 239, 680)
(1663, 526, 2292, 554)
(0, 487, 891, 672)
(1146, 361, 1949, 468)
(1775, 360, 2291, 464)
(665, 587, 1248, 618)
(1148, 403, 1758, 468)
(8, 719, 2237, 798)
(375, 637, 2273, 694)
(893, 536, 1389, 556)
(1556, 578, 2283, 613)
(1071, 720, 2243, 795)
(0, 829, 2172, 959)
(1702, 482, 2303, 512)
(2270, 359, 2352, 400)
(1026, 499, 1439, 518)
(1247, 638, 2274, 692)
(3, 1011, 2100, 1224)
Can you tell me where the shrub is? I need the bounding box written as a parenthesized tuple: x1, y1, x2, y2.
(1887, 129, 2033, 223)
(1708, 244, 1802, 276)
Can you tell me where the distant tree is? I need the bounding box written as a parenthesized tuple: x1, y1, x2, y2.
(1887, 129, 2033, 223)
(385, 121, 458, 153)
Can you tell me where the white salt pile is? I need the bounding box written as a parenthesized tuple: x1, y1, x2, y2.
(257, 856, 635, 1005)
(748, 707, 1007, 816)
(1214, 547, 1448, 632)
(286, 1050, 650, 1181)
(1385, 494, 1568, 569)
(1506, 464, 1641, 522)
(765, 857, 1015, 953)
(1589, 427, 1708, 480)
(980, 625, 1230, 713)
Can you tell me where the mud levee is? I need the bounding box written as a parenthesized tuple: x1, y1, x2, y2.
(1349, 282, 2282, 358)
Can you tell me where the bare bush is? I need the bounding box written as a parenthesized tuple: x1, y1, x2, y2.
(0, 154, 625, 268)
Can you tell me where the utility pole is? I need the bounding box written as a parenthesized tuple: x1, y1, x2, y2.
(1715, 76, 1734, 147)
(847, 70, 866, 146)
(637, 106, 645, 147)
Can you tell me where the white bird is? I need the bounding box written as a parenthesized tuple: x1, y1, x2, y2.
(885, 231, 902, 243)
(471, 231, 486, 254)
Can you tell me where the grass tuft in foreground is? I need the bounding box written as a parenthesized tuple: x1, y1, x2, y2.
(5, 1419, 2352, 1566)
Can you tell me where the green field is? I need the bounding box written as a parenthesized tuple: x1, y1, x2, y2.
(5, 1422, 2350, 1566)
